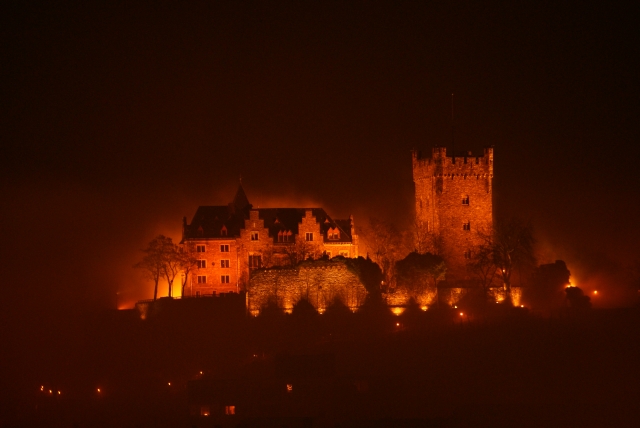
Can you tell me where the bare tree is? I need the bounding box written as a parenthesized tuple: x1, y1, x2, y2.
(413, 219, 444, 256)
(159, 237, 181, 298)
(474, 218, 536, 305)
(178, 242, 198, 297)
(135, 235, 169, 301)
(282, 238, 321, 266)
(467, 241, 500, 302)
(360, 217, 409, 286)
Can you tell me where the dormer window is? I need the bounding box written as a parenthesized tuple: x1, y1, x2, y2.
(278, 230, 293, 242)
(327, 227, 340, 240)
(221, 225, 228, 236)
(197, 225, 204, 236)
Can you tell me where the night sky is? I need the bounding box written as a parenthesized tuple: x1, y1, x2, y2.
(2, 0, 638, 324)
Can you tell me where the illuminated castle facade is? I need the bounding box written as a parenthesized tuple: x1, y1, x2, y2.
(412, 146, 494, 281)
(181, 185, 358, 296)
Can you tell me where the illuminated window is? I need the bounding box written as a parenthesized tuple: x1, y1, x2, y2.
(196, 245, 206, 252)
(196, 259, 206, 268)
(464, 250, 471, 259)
(221, 275, 230, 284)
(197, 275, 207, 284)
(463, 222, 470, 231)
(220, 244, 229, 252)
(305, 232, 314, 242)
(462, 195, 469, 205)
(249, 255, 262, 269)
(225, 405, 235, 415)
(220, 259, 230, 268)
(327, 228, 340, 240)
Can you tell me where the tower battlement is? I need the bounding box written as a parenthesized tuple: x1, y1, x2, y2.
(413, 146, 494, 281)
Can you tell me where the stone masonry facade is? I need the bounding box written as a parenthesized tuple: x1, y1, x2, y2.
(412, 146, 494, 281)
(181, 185, 359, 297)
(248, 259, 368, 315)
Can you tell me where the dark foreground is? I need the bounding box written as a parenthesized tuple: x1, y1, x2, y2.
(2, 301, 639, 428)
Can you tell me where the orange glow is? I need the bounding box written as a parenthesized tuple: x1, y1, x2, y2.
(286, 384, 293, 392)
(391, 307, 405, 316)
(459, 312, 464, 316)
(40, 385, 44, 391)
(421, 306, 428, 311)
(520, 305, 524, 308)
(49, 390, 52, 394)
(199, 371, 203, 375)
(396, 322, 400, 327)
(57, 391, 61, 395)
(97, 388, 101, 393)
(593, 290, 598, 295)
(168, 382, 171, 386)
(454, 305, 457, 308)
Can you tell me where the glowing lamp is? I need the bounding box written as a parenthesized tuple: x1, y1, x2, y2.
(40, 386, 44, 391)
(286, 384, 293, 392)
(97, 388, 101, 393)
(396, 322, 400, 327)
(168, 382, 171, 386)
(593, 290, 598, 295)
(57, 391, 61, 395)
(459, 312, 464, 316)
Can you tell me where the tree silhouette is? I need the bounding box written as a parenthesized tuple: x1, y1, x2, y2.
(474, 217, 536, 305)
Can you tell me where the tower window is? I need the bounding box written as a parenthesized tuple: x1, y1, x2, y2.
(463, 222, 471, 231)
(462, 195, 469, 205)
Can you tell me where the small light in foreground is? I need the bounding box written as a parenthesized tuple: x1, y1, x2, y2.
(396, 322, 400, 327)
(459, 312, 464, 317)
(40, 386, 44, 391)
(593, 290, 598, 295)
(421, 306, 428, 311)
(286, 384, 293, 392)
(199, 371, 203, 375)
(168, 382, 171, 386)
(520, 305, 524, 308)
(57, 391, 61, 395)
(49, 390, 52, 394)
(97, 388, 101, 393)
(454, 305, 457, 309)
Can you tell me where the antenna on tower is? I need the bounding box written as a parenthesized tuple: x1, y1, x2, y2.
(451, 93, 455, 163)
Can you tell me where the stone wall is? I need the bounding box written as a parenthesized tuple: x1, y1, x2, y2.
(248, 259, 369, 315)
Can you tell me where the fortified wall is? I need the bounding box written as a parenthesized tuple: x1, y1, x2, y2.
(248, 259, 368, 315)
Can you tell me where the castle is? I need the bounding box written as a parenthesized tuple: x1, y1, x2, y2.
(412, 146, 494, 282)
(181, 185, 358, 296)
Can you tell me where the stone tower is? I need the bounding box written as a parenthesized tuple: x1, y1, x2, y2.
(412, 146, 494, 282)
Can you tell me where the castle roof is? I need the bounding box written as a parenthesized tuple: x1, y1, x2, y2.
(182, 187, 354, 243)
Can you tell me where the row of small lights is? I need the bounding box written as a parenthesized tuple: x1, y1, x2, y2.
(40, 370, 207, 396)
